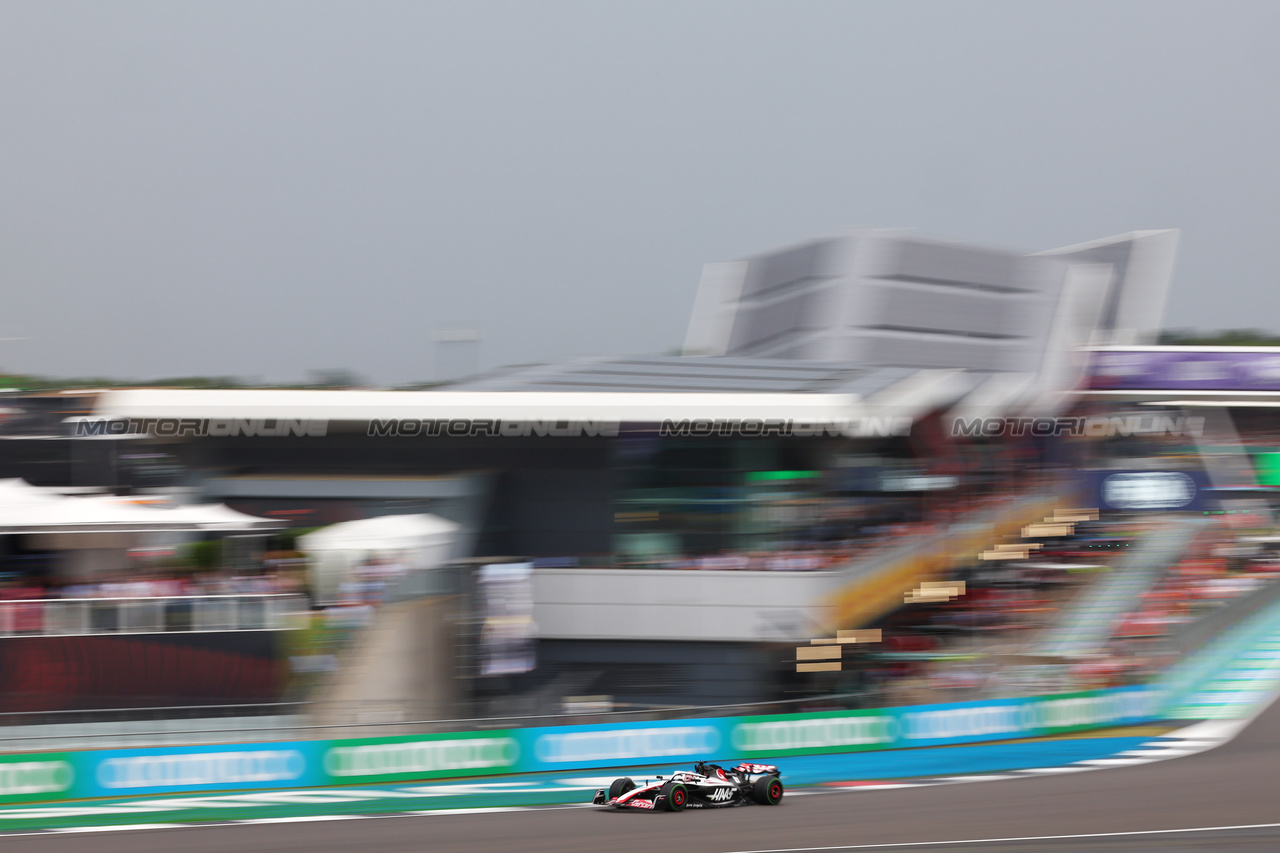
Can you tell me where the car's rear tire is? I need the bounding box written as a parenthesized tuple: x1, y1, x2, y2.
(608, 777, 635, 800)
(661, 782, 687, 812)
(753, 775, 783, 805)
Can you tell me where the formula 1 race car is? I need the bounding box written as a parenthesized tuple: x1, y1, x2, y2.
(592, 761, 784, 811)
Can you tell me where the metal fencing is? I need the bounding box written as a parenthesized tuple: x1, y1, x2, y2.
(0, 594, 310, 637)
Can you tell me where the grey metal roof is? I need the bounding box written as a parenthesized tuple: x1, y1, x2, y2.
(446, 356, 918, 396)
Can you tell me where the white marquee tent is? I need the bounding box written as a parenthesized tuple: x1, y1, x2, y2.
(298, 514, 459, 605)
(0, 480, 281, 581)
(0, 480, 280, 534)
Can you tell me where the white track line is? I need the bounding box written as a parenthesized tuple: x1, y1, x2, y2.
(0, 803, 597, 837)
(717, 821, 1280, 852)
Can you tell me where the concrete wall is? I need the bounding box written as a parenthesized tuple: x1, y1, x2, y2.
(532, 567, 837, 643)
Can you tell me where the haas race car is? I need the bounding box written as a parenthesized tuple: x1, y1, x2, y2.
(592, 762, 784, 811)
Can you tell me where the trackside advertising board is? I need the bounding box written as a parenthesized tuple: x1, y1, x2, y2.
(0, 686, 1160, 803)
(0, 753, 77, 805)
(518, 717, 723, 772)
(0, 732, 523, 802)
(80, 741, 324, 798)
(728, 688, 1159, 758)
(321, 730, 522, 785)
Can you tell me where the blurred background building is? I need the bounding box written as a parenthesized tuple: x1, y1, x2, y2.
(9, 224, 1280, 726)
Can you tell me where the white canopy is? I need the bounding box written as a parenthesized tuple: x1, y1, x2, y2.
(299, 513, 457, 552)
(298, 513, 459, 604)
(0, 480, 280, 533)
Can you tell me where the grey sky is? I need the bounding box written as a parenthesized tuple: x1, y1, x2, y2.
(1, 1, 1277, 385)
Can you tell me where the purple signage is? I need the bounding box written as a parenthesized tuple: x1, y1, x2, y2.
(1088, 350, 1280, 392)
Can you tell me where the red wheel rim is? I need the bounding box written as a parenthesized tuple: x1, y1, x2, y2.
(674, 790, 685, 805)
(770, 782, 781, 800)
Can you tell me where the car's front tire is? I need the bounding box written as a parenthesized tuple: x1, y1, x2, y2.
(752, 775, 783, 805)
(608, 777, 635, 800)
(661, 782, 687, 812)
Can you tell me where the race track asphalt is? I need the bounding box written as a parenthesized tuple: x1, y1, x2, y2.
(9, 698, 1280, 853)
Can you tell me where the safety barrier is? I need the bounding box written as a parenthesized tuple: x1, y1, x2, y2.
(0, 685, 1161, 805)
(0, 594, 308, 637)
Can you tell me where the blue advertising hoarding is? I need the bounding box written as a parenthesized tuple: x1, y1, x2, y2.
(75, 741, 325, 799)
(511, 686, 1160, 771)
(6, 685, 1161, 803)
